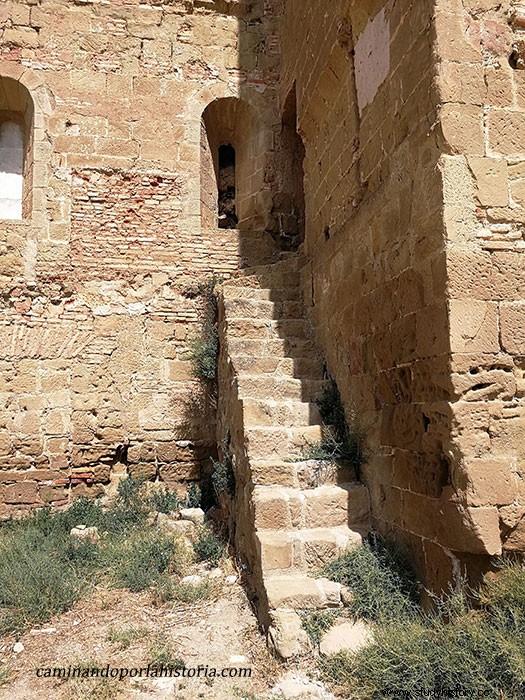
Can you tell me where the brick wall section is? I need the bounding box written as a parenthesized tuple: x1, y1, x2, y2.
(0, 0, 281, 515)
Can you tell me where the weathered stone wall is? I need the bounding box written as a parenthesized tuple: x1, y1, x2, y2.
(439, 0, 525, 558)
(0, 0, 281, 516)
(281, 0, 525, 590)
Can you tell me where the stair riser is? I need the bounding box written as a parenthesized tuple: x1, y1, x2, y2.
(245, 426, 324, 459)
(237, 378, 326, 401)
(226, 319, 309, 340)
(253, 484, 370, 531)
(250, 461, 357, 488)
(234, 356, 324, 379)
(226, 338, 318, 358)
(257, 529, 365, 573)
(222, 287, 302, 302)
(242, 399, 322, 428)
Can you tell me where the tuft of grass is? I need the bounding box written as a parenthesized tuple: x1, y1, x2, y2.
(301, 610, 339, 647)
(0, 522, 87, 636)
(192, 527, 226, 567)
(0, 665, 10, 688)
(152, 574, 211, 606)
(108, 534, 178, 593)
(318, 548, 525, 700)
(57, 658, 119, 700)
(320, 535, 419, 623)
(105, 625, 150, 650)
(0, 476, 185, 635)
(188, 276, 219, 382)
(148, 633, 185, 669)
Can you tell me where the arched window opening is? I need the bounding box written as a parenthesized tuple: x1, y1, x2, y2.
(218, 144, 238, 229)
(0, 74, 34, 221)
(200, 97, 267, 231)
(0, 120, 24, 220)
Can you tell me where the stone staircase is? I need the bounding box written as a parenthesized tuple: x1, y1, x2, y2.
(217, 255, 371, 656)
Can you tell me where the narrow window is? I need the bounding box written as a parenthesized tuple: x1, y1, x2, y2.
(0, 121, 24, 220)
(218, 144, 238, 229)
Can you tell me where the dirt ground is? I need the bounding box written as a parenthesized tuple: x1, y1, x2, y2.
(0, 573, 284, 700)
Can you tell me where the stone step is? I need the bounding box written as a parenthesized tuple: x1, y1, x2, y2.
(235, 256, 300, 279)
(258, 525, 365, 576)
(253, 482, 370, 531)
(242, 398, 322, 428)
(226, 318, 310, 341)
(244, 425, 325, 460)
(233, 356, 324, 379)
(226, 337, 319, 359)
(223, 297, 304, 321)
(227, 260, 300, 289)
(264, 573, 342, 610)
(249, 459, 357, 489)
(222, 286, 302, 302)
(237, 376, 327, 401)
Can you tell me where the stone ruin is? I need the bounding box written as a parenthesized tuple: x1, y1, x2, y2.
(1, 0, 525, 634)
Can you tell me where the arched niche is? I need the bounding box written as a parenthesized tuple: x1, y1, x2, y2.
(0, 75, 34, 220)
(201, 97, 267, 231)
(268, 86, 306, 250)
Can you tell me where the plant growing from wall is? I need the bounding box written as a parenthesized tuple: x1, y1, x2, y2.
(211, 451, 235, 502)
(304, 379, 364, 478)
(188, 276, 220, 382)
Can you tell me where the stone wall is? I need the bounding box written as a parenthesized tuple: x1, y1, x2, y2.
(0, 0, 281, 516)
(281, 0, 525, 590)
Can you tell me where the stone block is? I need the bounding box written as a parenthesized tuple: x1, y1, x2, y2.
(500, 303, 525, 355)
(268, 610, 310, 659)
(449, 300, 499, 353)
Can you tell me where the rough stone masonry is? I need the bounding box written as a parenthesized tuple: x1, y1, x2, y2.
(0, 0, 524, 594)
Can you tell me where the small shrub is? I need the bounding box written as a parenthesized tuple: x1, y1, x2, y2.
(211, 453, 235, 500)
(301, 610, 339, 647)
(188, 277, 219, 382)
(305, 380, 364, 476)
(112, 535, 177, 592)
(0, 524, 85, 636)
(104, 476, 149, 532)
(320, 535, 419, 623)
(149, 485, 182, 515)
(148, 633, 185, 668)
(192, 527, 225, 566)
(186, 482, 202, 508)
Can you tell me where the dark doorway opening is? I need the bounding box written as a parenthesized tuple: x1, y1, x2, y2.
(218, 144, 238, 229)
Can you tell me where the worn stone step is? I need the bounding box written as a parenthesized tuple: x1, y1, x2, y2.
(253, 482, 370, 531)
(222, 286, 302, 302)
(226, 337, 318, 358)
(244, 425, 324, 459)
(242, 398, 322, 428)
(226, 318, 310, 341)
(237, 376, 327, 401)
(258, 525, 365, 576)
(264, 574, 342, 610)
(223, 297, 304, 320)
(249, 460, 357, 489)
(233, 356, 324, 379)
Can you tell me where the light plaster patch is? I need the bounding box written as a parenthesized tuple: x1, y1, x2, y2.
(354, 7, 391, 114)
